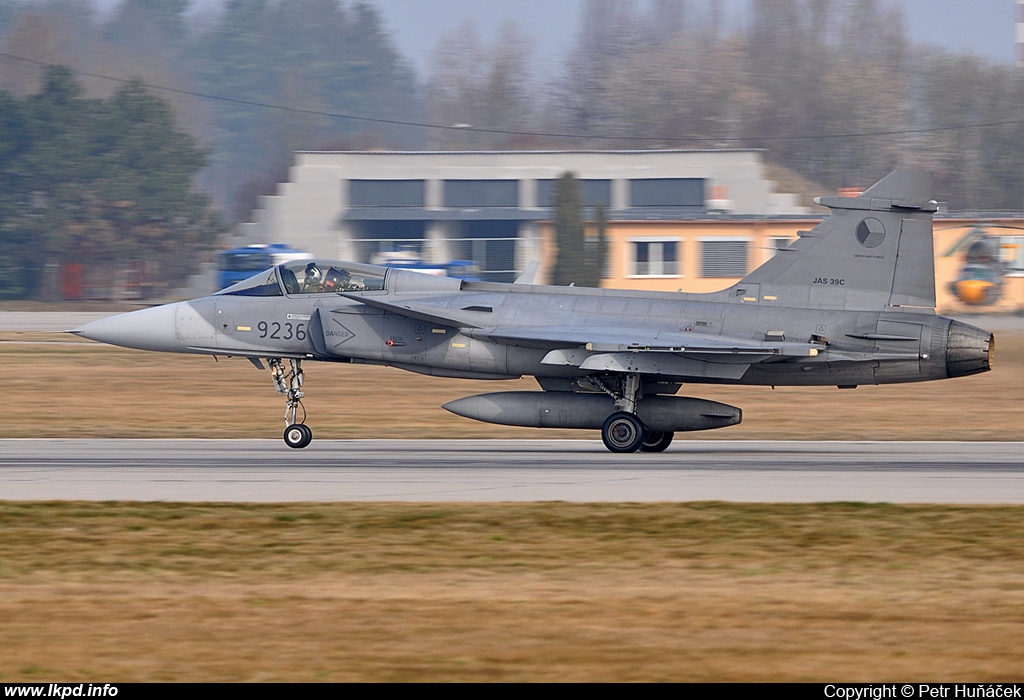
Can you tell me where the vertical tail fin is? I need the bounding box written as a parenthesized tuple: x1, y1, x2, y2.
(741, 170, 937, 311)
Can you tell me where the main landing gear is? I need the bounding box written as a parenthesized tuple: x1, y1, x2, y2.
(269, 358, 312, 448)
(639, 431, 674, 453)
(591, 373, 675, 454)
(602, 412, 645, 453)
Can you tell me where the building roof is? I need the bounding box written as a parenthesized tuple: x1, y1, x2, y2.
(294, 148, 767, 156)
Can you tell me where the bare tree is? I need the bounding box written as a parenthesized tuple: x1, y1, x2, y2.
(550, 0, 644, 141)
(427, 20, 538, 150)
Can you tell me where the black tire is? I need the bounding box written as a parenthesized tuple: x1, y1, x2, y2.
(601, 412, 645, 453)
(284, 423, 312, 449)
(639, 431, 674, 453)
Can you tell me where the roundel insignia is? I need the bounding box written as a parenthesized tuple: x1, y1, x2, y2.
(856, 218, 886, 248)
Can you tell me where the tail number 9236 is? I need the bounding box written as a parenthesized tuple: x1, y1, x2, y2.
(257, 321, 307, 341)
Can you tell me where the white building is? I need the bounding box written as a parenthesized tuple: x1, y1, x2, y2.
(237, 149, 808, 282)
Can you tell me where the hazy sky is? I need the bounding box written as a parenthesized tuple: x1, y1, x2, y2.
(370, 0, 1019, 76)
(94, 0, 1019, 75)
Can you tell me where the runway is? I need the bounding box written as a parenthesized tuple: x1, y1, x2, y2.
(2, 439, 1023, 503)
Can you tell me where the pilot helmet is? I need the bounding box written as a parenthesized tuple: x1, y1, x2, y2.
(305, 262, 323, 283)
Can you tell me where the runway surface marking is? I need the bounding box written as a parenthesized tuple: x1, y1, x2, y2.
(2, 439, 1022, 503)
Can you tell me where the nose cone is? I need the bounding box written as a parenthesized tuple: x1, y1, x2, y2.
(73, 303, 186, 353)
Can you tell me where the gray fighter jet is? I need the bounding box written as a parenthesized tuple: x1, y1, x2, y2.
(75, 170, 993, 452)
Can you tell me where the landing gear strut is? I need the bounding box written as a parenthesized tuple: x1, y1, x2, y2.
(591, 373, 675, 454)
(269, 358, 312, 448)
(597, 373, 647, 453)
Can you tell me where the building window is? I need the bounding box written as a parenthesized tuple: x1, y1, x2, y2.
(700, 238, 749, 277)
(1003, 236, 1024, 273)
(769, 236, 792, 259)
(630, 178, 705, 207)
(443, 180, 518, 208)
(349, 179, 424, 207)
(536, 179, 612, 208)
(631, 239, 680, 277)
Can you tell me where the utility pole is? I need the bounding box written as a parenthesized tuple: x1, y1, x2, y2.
(1019, 0, 1024, 211)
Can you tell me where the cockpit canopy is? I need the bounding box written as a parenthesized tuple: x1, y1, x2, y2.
(217, 267, 283, 296)
(217, 260, 387, 297)
(280, 260, 386, 294)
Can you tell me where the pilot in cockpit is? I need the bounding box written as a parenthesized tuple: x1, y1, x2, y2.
(302, 262, 324, 292)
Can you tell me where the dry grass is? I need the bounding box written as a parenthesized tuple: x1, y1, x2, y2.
(1, 501, 1022, 682)
(3, 334, 1022, 681)
(1, 331, 1021, 440)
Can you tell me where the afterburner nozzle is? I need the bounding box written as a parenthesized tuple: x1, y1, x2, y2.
(946, 320, 993, 378)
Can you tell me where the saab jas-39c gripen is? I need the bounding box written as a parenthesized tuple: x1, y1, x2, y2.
(74, 170, 993, 452)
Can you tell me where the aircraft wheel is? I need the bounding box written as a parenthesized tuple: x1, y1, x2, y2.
(284, 423, 312, 449)
(601, 412, 645, 453)
(639, 431, 674, 453)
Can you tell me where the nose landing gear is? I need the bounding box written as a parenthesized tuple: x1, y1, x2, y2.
(283, 422, 312, 449)
(269, 358, 313, 448)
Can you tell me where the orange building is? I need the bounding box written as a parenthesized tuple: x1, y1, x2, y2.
(537, 214, 1024, 314)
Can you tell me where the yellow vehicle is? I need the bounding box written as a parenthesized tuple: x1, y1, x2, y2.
(952, 262, 1001, 305)
(946, 228, 1022, 306)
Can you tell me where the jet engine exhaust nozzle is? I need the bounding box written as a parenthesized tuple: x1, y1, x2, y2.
(946, 320, 993, 378)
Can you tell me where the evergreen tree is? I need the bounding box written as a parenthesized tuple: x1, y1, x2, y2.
(0, 66, 222, 299)
(189, 0, 419, 216)
(103, 0, 188, 59)
(0, 89, 31, 298)
(552, 173, 609, 288)
(552, 172, 585, 287)
(591, 203, 608, 286)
